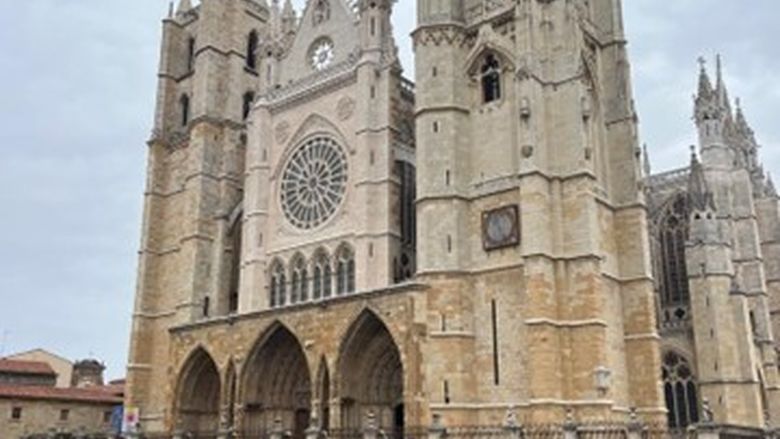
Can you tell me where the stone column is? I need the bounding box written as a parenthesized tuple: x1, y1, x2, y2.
(627, 408, 643, 439)
(364, 411, 379, 439)
(694, 400, 719, 439)
(270, 417, 286, 439)
(234, 403, 245, 439)
(504, 408, 521, 439)
(563, 409, 578, 439)
(428, 413, 446, 439)
(307, 411, 323, 439)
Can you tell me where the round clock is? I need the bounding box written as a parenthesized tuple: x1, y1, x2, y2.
(310, 38, 335, 71)
(280, 136, 348, 230)
(487, 210, 514, 243)
(482, 206, 520, 250)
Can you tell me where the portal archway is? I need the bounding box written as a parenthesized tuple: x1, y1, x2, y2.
(338, 310, 403, 433)
(174, 348, 221, 435)
(243, 323, 312, 438)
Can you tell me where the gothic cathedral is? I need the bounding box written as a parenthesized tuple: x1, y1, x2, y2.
(125, 0, 780, 436)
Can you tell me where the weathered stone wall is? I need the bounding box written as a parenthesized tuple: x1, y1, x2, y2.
(0, 399, 115, 438)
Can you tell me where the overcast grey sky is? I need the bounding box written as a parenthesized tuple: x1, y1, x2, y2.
(0, 1, 778, 380)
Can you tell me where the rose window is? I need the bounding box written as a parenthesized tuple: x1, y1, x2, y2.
(280, 136, 348, 230)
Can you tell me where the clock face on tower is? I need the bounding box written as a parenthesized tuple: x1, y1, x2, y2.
(309, 38, 335, 71)
(280, 136, 348, 230)
(481, 205, 520, 251)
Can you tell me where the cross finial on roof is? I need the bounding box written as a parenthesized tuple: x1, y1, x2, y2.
(697, 56, 707, 70)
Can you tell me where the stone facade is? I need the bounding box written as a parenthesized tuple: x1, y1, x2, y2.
(0, 395, 118, 438)
(125, 0, 778, 436)
(645, 57, 780, 429)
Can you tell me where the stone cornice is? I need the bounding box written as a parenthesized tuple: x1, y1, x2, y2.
(169, 281, 429, 334)
(259, 56, 361, 114)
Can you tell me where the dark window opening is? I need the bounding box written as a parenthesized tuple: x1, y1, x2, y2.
(187, 37, 196, 72)
(481, 54, 502, 103)
(202, 296, 210, 318)
(227, 216, 242, 314)
(491, 299, 500, 385)
(243, 91, 255, 120)
(180, 94, 190, 127)
(246, 31, 258, 70)
(60, 409, 69, 421)
(11, 407, 22, 420)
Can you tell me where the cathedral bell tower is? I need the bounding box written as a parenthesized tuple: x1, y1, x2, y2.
(413, 0, 664, 422)
(690, 57, 780, 424)
(126, 0, 268, 430)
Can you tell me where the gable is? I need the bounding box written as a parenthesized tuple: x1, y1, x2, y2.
(279, 0, 359, 84)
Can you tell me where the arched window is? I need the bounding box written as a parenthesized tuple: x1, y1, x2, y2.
(658, 196, 690, 310)
(480, 54, 502, 104)
(312, 250, 330, 300)
(270, 261, 286, 308)
(663, 351, 699, 429)
(242, 91, 255, 120)
(323, 263, 333, 298)
(187, 37, 196, 72)
(290, 255, 307, 304)
(180, 94, 190, 127)
(246, 31, 258, 70)
(336, 245, 355, 295)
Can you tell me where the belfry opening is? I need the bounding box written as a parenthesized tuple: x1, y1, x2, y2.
(338, 311, 404, 434)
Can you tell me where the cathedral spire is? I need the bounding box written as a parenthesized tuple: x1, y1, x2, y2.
(688, 146, 716, 211)
(642, 144, 651, 177)
(281, 0, 297, 35)
(715, 54, 732, 115)
(696, 57, 714, 100)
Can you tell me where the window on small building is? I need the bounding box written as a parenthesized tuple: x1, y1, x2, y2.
(242, 91, 255, 120)
(663, 351, 699, 430)
(180, 94, 190, 127)
(246, 31, 258, 70)
(480, 54, 502, 103)
(60, 409, 70, 421)
(103, 410, 113, 423)
(11, 406, 22, 420)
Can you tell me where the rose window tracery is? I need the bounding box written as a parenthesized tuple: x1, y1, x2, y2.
(280, 136, 348, 230)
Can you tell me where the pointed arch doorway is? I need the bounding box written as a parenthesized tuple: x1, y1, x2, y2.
(338, 311, 404, 435)
(174, 348, 221, 435)
(242, 324, 312, 439)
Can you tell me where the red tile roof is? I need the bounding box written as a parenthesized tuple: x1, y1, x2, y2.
(0, 384, 122, 404)
(0, 359, 56, 376)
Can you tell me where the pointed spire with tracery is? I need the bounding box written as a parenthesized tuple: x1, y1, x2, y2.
(715, 54, 732, 115)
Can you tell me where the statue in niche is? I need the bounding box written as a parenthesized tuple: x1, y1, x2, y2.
(313, 0, 330, 25)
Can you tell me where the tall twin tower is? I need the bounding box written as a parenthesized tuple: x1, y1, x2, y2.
(125, 0, 778, 435)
